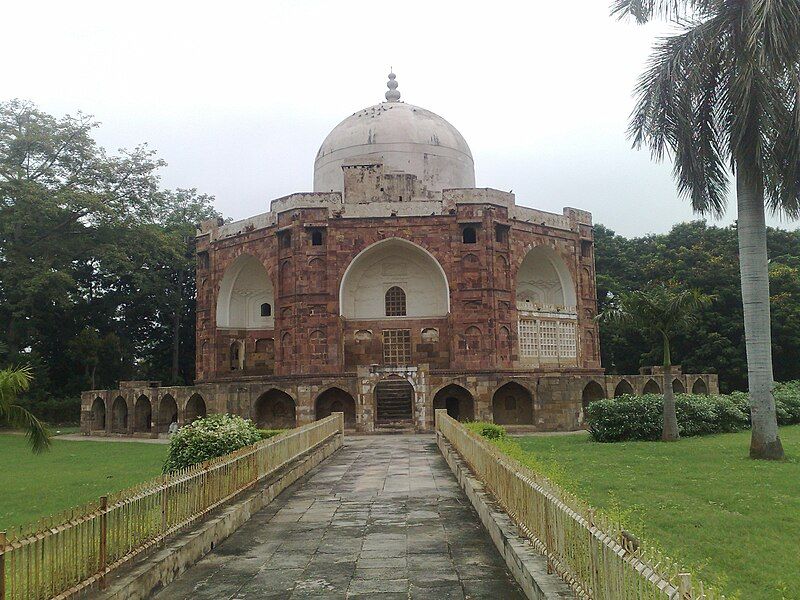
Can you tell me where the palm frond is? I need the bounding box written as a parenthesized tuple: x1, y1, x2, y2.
(0, 364, 51, 453)
(629, 16, 732, 215)
(5, 403, 51, 453)
(611, 0, 723, 24)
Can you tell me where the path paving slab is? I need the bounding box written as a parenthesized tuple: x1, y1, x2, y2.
(154, 435, 525, 599)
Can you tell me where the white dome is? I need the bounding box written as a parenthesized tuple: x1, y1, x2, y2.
(314, 97, 475, 195)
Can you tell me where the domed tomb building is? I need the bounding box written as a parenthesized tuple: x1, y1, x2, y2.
(80, 74, 718, 435)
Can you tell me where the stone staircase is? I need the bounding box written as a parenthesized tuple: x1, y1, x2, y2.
(376, 379, 413, 425)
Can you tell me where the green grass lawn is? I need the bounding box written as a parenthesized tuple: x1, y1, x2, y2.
(0, 434, 167, 530)
(513, 426, 800, 600)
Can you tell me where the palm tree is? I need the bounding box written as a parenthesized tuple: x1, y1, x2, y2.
(0, 365, 50, 452)
(598, 286, 714, 441)
(613, 0, 800, 458)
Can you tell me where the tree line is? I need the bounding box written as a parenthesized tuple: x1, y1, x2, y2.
(0, 100, 219, 423)
(596, 221, 800, 394)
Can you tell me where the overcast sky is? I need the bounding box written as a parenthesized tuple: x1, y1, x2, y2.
(4, 0, 797, 237)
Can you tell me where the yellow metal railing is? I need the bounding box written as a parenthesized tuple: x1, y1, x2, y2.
(0, 413, 343, 600)
(435, 411, 722, 600)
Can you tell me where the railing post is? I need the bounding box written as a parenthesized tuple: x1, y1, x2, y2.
(160, 477, 168, 541)
(679, 573, 692, 599)
(0, 530, 6, 600)
(99, 495, 108, 590)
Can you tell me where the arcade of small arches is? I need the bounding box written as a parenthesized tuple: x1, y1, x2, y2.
(88, 393, 208, 434)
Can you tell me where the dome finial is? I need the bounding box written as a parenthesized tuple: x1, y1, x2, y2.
(385, 70, 401, 102)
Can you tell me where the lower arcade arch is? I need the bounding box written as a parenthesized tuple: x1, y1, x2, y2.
(134, 395, 152, 432)
(111, 396, 128, 433)
(673, 379, 686, 393)
(315, 387, 356, 428)
(158, 395, 178, 432)
(692, 378, 709, 395)
(91, 398, 106, 430)
(185, 394, 207, 424)
(614, 380, 635, 397)
(643, 379, 662, 395)
(581, 381, 605, 422)
(492, 382, 533, 425)
(433, 384, 475, 422)
(254, 390, 297, 429)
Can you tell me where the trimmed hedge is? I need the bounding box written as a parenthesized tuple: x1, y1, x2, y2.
(586, 381, 800, 442)
(163, 414, 262, 473)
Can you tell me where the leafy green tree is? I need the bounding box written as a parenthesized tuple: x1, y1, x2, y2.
(0, 100, 219, 420)
(613, 1, 800, 459)
(0, 365, 50, 452)
(598, 285, 714, 440)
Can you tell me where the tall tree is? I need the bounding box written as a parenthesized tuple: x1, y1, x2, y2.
(598, 285, 714, 440)
(613, 0, 800, 459)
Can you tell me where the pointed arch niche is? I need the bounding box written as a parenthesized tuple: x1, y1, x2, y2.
(515, 246, 578, 367)
(339, 238, 449, 319)
(216, 255, 275, 329)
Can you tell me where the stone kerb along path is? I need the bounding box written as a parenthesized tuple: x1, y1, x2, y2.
(155, 436, 526, 599)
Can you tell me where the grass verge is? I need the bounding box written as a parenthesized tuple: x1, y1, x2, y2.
(0, 433, 167, 529)
(506, 426, 800, 600)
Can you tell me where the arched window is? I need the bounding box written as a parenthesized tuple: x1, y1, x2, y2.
(462, 226, 477, 244)
(260, 302, 272, 317)
(311, 229, 323, 246)
(385, 286, 407, 316)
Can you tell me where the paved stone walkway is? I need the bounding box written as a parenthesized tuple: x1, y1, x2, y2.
(156, 435, 525, 599)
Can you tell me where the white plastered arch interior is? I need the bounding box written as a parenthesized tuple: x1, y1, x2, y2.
(516, 246, 577, 313)
(339, 238, 450, 319)
(216, 254, 275, 329)
(515, 246, 578, 365)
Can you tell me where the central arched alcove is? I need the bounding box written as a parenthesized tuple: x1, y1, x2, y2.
(216, 254, 275, 329)
(254, 390, 297, 429)
(315, 387, 356, 427)
(492, 382, 533, 425)
(515, 246, 577, 311)
(673, 379, 686, 393)
(433, 384, 475, 421)
(91, 397, 106, 431)
(339, 238, 449, 319)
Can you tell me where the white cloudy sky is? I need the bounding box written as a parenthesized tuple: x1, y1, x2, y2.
(3, 0, 797, 237)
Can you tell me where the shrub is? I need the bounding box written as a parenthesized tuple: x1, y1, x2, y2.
(258, 429, 286, 440)
(163, 414, 262, 473)
(464, 421, 507, 440)
(586, 395, 663, 442)
(774, 381, 800, 425)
